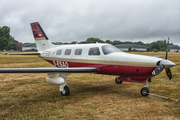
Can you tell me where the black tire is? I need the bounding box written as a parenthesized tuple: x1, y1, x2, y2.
(141, 87, 149, 96)
(115, 77, 122, 84)
(61, 86, 70, 96)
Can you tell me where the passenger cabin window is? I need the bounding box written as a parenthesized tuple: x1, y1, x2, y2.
(56, 49, 62, 55)
(75, 49, 82, 55)
(89, 47, 100, 55)
(65, 49, 71, 55)
(102, 45, 121, 55)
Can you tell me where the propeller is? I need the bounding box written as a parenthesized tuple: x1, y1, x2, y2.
(165, 68, 173, 82)
(152, 38, 175, 82)
(165, 37, 169, 60)
(165, 38, 173, 82)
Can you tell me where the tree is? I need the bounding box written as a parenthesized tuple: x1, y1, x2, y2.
(147, 40, 167, 51)
(70, 41, 77, 44)
(160, 47, 166, 51)
(128, 47, 131, 52)
(125, 41, 133, 44)
(86, 37, 104, 43)
(111, 40, 122, 45)
(153, 48, 158, 52)
(5, 35, 19, 51)
(105, 40, 112, 44)
(79, 41, 88, 44)
(134, 41, 146, 46)
(0, 26, 10, 50)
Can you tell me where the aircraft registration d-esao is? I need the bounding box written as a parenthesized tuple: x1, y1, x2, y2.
(0, 22, 175, 96)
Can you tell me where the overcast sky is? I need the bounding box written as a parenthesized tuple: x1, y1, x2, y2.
(0, 0, 180, 45)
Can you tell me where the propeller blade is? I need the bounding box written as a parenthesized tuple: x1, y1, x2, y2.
(165, 68, 173, 82)
(152, 64, 165, 76)
(165, 38, 169, 60)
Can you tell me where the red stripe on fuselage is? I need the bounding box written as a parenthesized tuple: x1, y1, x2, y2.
(45, 59, 155, 81)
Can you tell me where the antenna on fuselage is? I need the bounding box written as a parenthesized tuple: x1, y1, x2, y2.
(72, 35, 78, 44)
(72, 35, 76, 41)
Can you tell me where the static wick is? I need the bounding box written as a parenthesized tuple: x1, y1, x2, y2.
(147, 93, 178, 101)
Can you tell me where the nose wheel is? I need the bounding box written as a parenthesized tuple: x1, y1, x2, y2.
(141, 87, 149, 96)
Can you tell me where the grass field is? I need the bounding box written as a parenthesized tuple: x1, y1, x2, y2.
(0, 51, 180, 120)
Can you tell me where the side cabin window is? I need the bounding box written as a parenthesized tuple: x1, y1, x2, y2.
(65, 49, 71, 55)
(75, 49, 82, 55)
(89, 47, 100, 55)
(56, 49, 62, 55)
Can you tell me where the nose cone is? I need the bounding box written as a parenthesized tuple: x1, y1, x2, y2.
(161, 59, 176, 68)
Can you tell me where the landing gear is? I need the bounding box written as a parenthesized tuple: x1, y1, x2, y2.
(61, 86, 70, 96)
(59, 73, 70, 96)
(140, 79, 150, 96)
(141, 87, 149, 96)
(115, 77, 123, 84)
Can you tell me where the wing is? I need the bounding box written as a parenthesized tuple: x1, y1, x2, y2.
(0, 67, 98, 73)
(2, 52, 40, 55)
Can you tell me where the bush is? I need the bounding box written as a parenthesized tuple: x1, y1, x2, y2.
(153, 48, 158, 52)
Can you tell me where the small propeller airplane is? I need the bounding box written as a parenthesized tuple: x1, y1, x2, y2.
(0, 22, 175, 96)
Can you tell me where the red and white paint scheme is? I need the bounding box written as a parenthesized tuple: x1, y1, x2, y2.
(0, 22, 175, 96)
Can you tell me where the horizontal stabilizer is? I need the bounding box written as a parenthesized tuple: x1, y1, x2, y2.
(0, 67, 98, 73)
(2, 53, 40, 55)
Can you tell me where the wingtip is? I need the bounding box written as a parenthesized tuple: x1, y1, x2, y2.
(2, 52, 9, 55)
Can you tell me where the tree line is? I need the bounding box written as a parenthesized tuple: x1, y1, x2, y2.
(53, 37, 175, 52)
(0, 25, 177, 52)
(0, 26, 19, 51)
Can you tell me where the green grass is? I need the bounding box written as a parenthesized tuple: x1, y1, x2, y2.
(0, 51, 180, 119)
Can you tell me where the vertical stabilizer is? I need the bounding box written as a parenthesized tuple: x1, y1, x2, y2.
(30, 22, 54, 52)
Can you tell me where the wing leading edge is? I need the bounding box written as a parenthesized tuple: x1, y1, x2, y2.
(0, 67, 98, 73)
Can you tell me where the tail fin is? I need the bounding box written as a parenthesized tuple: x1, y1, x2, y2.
(30, 22, 54, 52)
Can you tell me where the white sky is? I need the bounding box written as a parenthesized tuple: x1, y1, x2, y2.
(0, 0, 180, 45)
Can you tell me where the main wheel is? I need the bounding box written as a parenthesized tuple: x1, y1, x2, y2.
(141, 87, 149, 96)
(61, 86, 70, 96)
(115, 77, 122, 84)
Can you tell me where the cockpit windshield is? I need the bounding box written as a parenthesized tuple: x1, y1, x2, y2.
(102, 45, 123, 55)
